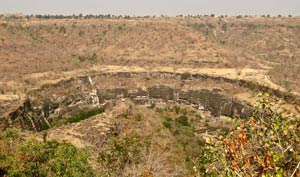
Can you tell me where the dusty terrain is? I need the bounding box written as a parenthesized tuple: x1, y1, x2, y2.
(1, 16, 300, 94)
(1, 16, 300, 176)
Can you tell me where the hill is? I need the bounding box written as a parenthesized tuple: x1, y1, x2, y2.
(0, 16, 300, 176)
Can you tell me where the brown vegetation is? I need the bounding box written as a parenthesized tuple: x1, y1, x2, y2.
(0, 17, 300, 94)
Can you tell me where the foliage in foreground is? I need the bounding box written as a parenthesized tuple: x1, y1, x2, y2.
(196, 93, 300, 176)
(98, 135, 148, 177)
(0, 129, 94, 177)
(1, 93, 299, 177)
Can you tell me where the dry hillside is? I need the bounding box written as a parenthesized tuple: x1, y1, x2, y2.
(1, 17, 300, 94)
(1, 16, 300, 177)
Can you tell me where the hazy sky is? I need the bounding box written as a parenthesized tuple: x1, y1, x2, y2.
(0, 0, 299, 16)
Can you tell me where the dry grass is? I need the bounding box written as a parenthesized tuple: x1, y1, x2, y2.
(1, 17, 300, 93)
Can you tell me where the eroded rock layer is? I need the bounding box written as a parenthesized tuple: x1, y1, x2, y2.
(3, 72, 255, 131)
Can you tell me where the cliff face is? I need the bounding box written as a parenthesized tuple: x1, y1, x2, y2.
(3, 68, 300, 131)
(3, 71, 256, 131)
(6, 86, 253, 131)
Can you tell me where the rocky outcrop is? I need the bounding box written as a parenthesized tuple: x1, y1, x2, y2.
(177, 89, 252, 117)
(148, 86, 175, 101)
(5, 83, 253, 131)
(7, 70, 289, 131)
(35, 71, 300, 105)
(9, 99, 49, 131)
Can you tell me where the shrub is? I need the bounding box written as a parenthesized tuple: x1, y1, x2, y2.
(196, 93, 300, 176)
(176, 115, 190, 126)
(222, 23, 228, 31)
(98, 135, 144, 176)
(174, 105, 180, 114)
(180, 108, 188, 116)
(59, 26, 66, 33)
(68, 108, 104, 123)
(47, 108, 104, 129)
(79, 30, 84, 36)
(163, 117, 173, 128)
(135, 114, 143, 121)
(0, 129, 95, 177)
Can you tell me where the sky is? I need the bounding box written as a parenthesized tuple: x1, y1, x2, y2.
(0, 0, 299, 16)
